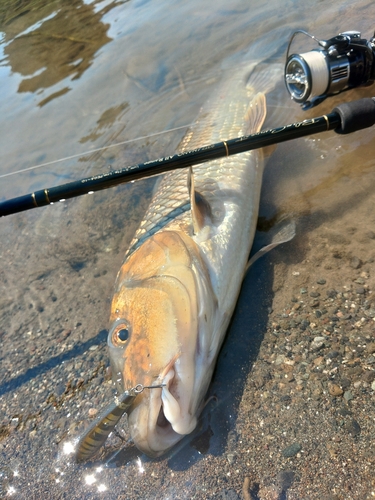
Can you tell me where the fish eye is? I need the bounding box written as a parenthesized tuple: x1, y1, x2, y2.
(110, 320, 131, 347)
(117, 327, 129, 342)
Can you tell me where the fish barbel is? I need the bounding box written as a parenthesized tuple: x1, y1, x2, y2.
(108, 59, 280, 457)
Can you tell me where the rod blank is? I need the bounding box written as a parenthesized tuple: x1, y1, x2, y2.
(1, 97, 375, 218)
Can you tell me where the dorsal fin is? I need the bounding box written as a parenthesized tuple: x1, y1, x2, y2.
(244, 92, 267, 136)
(187, 166, 212, 235)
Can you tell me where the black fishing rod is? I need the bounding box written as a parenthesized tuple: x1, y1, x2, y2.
(1, 97, 375, 218)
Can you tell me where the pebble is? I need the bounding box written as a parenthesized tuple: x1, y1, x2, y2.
(350, 257, 362, 269)
(317, 279, 326, 285)
(362, 371, 375, 384)
(310, 337, 326, 351)
(371, 381, 375, 391)
(220, 489, 240, 500)
(276, 470, 295, 490)
(54, 383, 66, 397)
(300, 319, 310, 329)
(275, 354, 285, 365)
(344, 391, 353, 401)
(340, 378, 351, 390)
(313, 356, 324, 366)
(282, 443, 302, 458)
(61, 329, 71, 338)
(344, 418, 361, 436)
(355, 277, 365, 284)
(328, 383, 343, 397)
(88, 408, 98, 417)
(327, 351, 340, 359)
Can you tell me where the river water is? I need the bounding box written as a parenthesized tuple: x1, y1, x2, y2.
(1, 1, 375, 498)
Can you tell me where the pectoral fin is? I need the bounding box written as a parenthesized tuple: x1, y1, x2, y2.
(187, 166, 213, 235)
(246, 220, 296, 272)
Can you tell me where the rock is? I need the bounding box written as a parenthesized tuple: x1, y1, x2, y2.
(275, 354, 285, 366)
(220, 489, 240, 500)
(340, 378, 351, 390)
(327, 350, 340, 359)
(282, 442, 302, 458)
(347, 367, 363, 378)
(344, 418, 361, 436)
(337, 407, 352, 417)
(328, 383, 343, 397)
(350, 256, 362, 269)
(310, 337, 326, 351)
(300, 319, 310, 329)
(276, 470, 295, 490)
(313, 356, 325, 366)
(344, 391, 353, 402)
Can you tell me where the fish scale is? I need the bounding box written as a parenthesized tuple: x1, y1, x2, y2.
(105, 58, 279, 457)
(127, 63, 266, 311)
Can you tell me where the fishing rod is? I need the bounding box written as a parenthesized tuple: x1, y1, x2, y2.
(1, 96, 375, 218)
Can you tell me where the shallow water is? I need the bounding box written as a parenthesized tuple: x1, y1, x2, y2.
(1, 0, 375, 498)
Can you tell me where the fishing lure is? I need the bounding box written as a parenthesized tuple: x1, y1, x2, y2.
(75, 384, 165, 462)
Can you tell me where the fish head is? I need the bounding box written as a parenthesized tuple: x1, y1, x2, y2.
(108, 230, 217, 456)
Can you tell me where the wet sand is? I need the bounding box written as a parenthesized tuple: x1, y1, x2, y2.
(3, 157, 375, 499)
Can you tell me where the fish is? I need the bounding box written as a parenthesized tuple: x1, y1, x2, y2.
(107, 58, 284, 457)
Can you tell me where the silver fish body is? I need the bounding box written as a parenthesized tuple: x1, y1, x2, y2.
(108, 59, 275, 456)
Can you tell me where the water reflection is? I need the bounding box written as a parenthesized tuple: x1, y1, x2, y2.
(1, 1, 123, 105)
(80, 102, 128, 142)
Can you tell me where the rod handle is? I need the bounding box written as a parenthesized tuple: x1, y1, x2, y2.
(334, 97, 375, 134)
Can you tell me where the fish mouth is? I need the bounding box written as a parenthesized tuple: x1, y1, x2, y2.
(127, 355, 194, 457)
